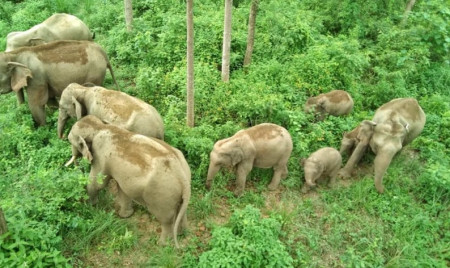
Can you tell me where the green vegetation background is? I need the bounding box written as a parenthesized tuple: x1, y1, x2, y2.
(0, 0, 448, 267)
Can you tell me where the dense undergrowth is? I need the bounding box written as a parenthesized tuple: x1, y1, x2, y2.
(0, 0, 449, 267)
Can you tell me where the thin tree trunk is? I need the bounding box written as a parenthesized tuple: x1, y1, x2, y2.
(221, 0, 233, 82)
(0, 207, 7, 236)
(124, 0, 133, 32)
(186, 0, 195, 127)
(401, 0, 416, 25)
(243, 0, 259, 67)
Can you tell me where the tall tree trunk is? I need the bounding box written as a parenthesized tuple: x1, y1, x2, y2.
(221, 0, 233, 82)
(243, 0, 259, 67)
(124, 0, 133, 32)
(0, 207, 7, 236)
(186, 0, 195, 127)
(401, 0, 416, 25)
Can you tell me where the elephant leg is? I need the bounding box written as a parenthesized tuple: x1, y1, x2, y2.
(373, 151, 396, 193)
(116, 185, 134, 218)
(234, 163, 252, 196)
(328, 166, 340, 188)
(87, 169, 111, 205)
(268, 164, 287, 191)
(27, 86, 48, 126)
(158, 222, 173, 246)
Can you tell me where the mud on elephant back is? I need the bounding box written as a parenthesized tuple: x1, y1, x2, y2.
(338, 98, 426, 193)
(0, 40, 119, 126)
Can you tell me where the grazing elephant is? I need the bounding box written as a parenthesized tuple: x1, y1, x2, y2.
(304, 90, 354, 120)
(58, 83, 164, 140)
(338, 98, 426, 193)
(339, 125, 362, 156)
(5, 13, 94, 52)
(65, 115, 191, 248)
(0, 40, 119, 125)
(300, 147, 342, 193)
(206, 123, 293, 196)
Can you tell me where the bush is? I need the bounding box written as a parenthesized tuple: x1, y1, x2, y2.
(197, 205, 293, 267)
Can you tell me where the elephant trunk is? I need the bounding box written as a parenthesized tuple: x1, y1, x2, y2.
(57, 111, 69, 139)
(206, 163, 220, 190)
(373, 151, 396, 193)
(339, 140, 369, 178)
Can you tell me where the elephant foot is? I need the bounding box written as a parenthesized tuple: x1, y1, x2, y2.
(337, 169, 351, 179)
(375, 185, 384, 194)
(267, 183, 278, 191)
(117, 207, 134, 218)
(233, 188, 244, 197)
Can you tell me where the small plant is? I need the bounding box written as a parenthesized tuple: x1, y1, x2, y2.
(196, 205, 294, 267)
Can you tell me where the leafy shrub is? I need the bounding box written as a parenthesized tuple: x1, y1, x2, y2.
(197, 205, 293, 267)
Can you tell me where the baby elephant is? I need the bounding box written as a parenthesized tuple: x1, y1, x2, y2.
(339, 125, 361, 156)
(58, 83, 164, 139)
(65, 115, 191, 248)
(206, 123, 293, 196)
(301, 147, 342, 193)
(304, 90, 354, 120)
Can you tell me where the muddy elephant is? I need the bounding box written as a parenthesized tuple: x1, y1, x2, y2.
(6, 13, 94, 52)
(65, 115, 191, 247)
(304, 90, 354, 120)
(338, 98, 426, 193)
(0, 40, 119, 125)
(206, 123, 293, 196)
(58, 83, 164, 139)
(301, 147, 342, 193)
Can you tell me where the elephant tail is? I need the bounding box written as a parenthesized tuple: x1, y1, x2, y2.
(107, 62, 121, 91)
(173, 179, 190, 249)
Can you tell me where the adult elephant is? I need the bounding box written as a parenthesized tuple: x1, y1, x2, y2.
(0, 40, 119, 126)
(5, 13, 94, 52)
(65, 115, 191, 248)
(338, 98, 426, 193)
(57, 83, 164, 139)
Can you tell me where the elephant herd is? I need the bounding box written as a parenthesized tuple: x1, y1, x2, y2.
(0, 14, 427, 248)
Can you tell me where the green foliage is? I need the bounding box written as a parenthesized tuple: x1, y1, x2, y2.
(0, 0, 449, 266)
(197, 205, 293, 267)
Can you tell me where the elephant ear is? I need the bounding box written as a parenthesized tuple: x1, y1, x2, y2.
(76, 135, 93, 163)
(8, 62, 32, 92)
(72, 96, 85, 120)
(29, 38, 45, 46)
(229, 147, 244, 166)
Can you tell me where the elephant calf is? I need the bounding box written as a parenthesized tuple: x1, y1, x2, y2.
(65, 115, 190, 247)
(339, 125, 362, 156)
(339, 98, 426, 193)
(301, 147, 342, 193)
(304, 90, 354, 120)
(58, 83, 164, 140)
(206, 123, 293, 196)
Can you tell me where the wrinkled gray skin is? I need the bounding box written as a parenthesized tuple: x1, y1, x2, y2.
(339, 125, 361, 156)
(304, 90, 354, 120)
(206, 123, 293, 196)
(0, 40, 119, 126)
(300, 147, 342, 193)
(338, 98, 426, 193)
(6, 13, 93, 52)
(65, 115, 191, 248)
(58, 83, 164, 140)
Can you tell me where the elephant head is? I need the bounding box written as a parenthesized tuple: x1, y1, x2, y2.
(0, 55, 33, 95)
(64, 115, 99, 166)
(338, 120, 377, 178)
(58, 84, 87, 138)
(300, 158, 323, 187)
(205, 137, 247, 190)
(304, 96, 319, 113)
